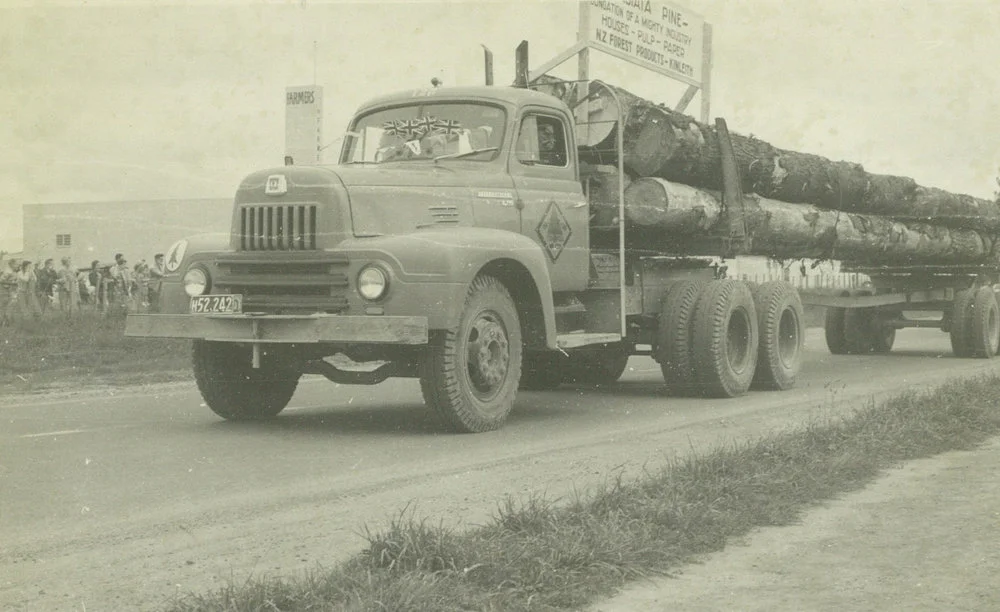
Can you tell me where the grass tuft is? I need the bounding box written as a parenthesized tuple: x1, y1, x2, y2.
(165, 373, 1000, 612)
(0, 309, 191, 393)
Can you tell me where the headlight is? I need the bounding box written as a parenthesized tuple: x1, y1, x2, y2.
(183, 267, 209, 296)
(357, 265, 388, 301)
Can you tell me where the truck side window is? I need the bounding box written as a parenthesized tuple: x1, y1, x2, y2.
(515, 114, 567, 167)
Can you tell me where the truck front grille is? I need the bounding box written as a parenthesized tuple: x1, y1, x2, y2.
(240, 204, 318, 251)
(214, 253, 348, 314)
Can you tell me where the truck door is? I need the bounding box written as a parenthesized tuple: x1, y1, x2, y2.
(509, 110, 589, 292)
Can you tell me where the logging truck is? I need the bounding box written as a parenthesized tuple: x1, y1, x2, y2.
(124, 44, 1000, 433)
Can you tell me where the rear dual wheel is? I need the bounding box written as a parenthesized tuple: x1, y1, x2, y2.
(951, 286, 1000, 358)
(825, 289, 895, 355)
(751, 281, 804, 390)
(656, 279, 758, 398)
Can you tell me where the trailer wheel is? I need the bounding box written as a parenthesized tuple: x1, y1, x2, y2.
(950, 289, 976, 357)
(691, 280, 759, 398)
(420, 275, 522, 433)
(655, 280, 707, 395)
(751, 281, 804, 390)
(871, 325, 896, 353)
(564, 345, 631, 385)
(192, 340, 299, 421)
(968, 287, 1000, 358)
(843, 308, 876, 354)
(824, 290, 851, 355)
(519, 351, 565, 391)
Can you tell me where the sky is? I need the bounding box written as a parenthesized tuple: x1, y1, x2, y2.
(2, 0, 1000, 252)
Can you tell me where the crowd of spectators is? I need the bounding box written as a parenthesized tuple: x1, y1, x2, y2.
(0, 250, 166, 326)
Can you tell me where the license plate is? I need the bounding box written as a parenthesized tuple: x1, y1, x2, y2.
(190, 294, 243, 314)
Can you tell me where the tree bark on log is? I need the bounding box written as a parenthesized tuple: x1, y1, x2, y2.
(593, 176, 996, 265)
(559, 79, 1000, 230)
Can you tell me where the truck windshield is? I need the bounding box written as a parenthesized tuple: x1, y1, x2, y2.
(342, 102, 506, 164)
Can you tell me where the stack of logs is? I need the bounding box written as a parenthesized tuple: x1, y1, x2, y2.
(541, 78, 1000, 266)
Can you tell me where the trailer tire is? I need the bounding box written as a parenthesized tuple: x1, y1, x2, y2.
(656, 280, 707, 395)
(843, 308, 875, 354)
(420, 275, 522, 433)
(824, 290, 851, 355)
(192, 340, 299, 421)
(691, 280, 759, 398)
(871, 325, 896, 354)
(563, 345, 631, 385)
(751, 281, 804, 390)
(519, 351, 565, 390)
(968, 287, 1000, 359)
(950, 289, 976, 357)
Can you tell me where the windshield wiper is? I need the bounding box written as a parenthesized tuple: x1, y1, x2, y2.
(433, 147, 499, 162)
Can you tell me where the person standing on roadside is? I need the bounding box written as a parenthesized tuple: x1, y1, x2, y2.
(148, 253, 166, 313)
(58, 257, 80, 317)
(109, 253, 133, 313)
(87, 260, 101, 309)
(16, 260, 41, 319)
(0, 258, 19, 326)
(37, 258, 58, 312)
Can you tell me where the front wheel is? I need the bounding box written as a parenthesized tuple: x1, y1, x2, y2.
(192, 341, 300, 421)
(420, 275, 522, 433)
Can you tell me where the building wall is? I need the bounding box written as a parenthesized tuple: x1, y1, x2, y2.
(22, 198, 232, 267)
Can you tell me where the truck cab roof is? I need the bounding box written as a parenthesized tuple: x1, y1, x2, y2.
(352, 85, 569, 117)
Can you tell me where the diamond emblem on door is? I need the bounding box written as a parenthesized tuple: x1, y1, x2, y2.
(536, 201, 573, 262)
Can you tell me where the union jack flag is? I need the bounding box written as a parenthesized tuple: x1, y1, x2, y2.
(382, 119, 410, 138)
(432, 118, 462, 135)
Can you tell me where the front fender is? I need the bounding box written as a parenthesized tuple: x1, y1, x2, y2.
(342, 228, 558, 349)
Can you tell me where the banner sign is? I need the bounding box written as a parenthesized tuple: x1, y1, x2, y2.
(585, 0, 705, 85)
(285, 85, 323, 164)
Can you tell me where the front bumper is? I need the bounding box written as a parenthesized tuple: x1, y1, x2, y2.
(124, 313, 428, 345)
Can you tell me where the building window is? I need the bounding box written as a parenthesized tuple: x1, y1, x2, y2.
(56, 234, 72, 248)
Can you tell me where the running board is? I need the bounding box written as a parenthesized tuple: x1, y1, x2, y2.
(556, 332, 622, 349)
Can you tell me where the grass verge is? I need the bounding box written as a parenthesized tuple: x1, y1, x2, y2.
(166, 373, 1000, 612)
(0, 310, 191, 395)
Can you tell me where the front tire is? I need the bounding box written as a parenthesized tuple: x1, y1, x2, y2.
(420, 275, 522, 433)
(192, 341, 300, 421)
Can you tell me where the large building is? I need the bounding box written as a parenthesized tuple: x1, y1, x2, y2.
(22, 198, 232, 267)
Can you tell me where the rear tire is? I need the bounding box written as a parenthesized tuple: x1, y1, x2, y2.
(871, 325, 896, 354)
(655, 280, 707, 396)
(950, 289, 976, 357)
(420, 275, 522, 433)
(691, 280, 758, 398)
(192, 341, 299, 421)
(751, 281, 804, 390)
(824, 290, 851, 355)
(969, 287, 1000, 358)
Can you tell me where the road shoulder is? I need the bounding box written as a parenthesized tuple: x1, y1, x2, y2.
(592, 436, 1000, 611)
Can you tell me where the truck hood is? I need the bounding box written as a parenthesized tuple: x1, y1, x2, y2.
(332, 163, 516, 236)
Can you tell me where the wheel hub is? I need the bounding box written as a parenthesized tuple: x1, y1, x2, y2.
(467, 314, 509, 393)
